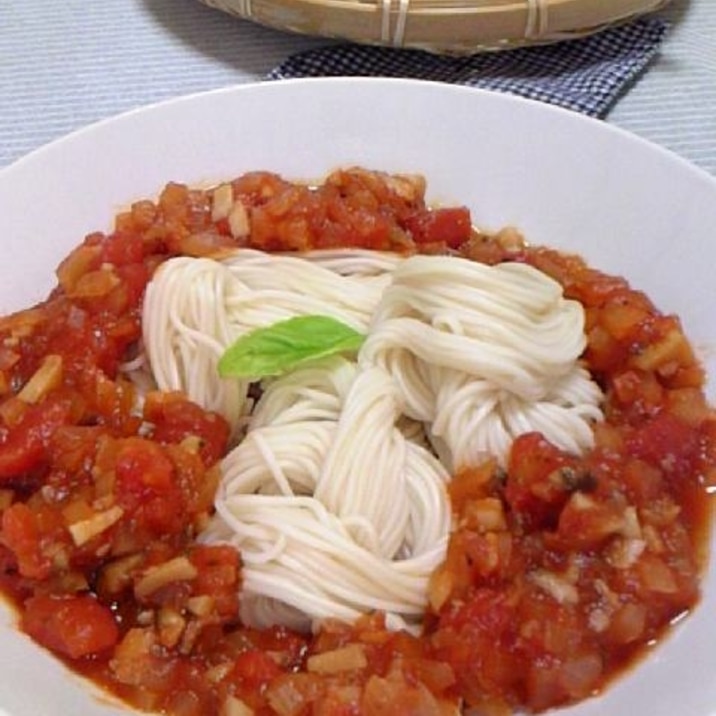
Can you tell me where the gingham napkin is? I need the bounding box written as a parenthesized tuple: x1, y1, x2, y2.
(269, 17, 667, 118)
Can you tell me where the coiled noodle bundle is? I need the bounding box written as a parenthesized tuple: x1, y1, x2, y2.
(202, 359, 450, 631)
(143, 250, 401, 434)
(143, 249, 603, 631)
(361, 256, 604, 468)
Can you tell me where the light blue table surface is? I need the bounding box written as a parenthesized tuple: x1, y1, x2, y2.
(1, 0, 714, 175)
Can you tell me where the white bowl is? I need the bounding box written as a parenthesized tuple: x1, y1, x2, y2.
(0, 78, 714, 716)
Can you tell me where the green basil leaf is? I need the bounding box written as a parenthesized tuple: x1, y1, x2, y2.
(218, 315, 365, 379)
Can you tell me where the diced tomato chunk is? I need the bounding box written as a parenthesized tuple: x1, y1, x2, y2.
(626, 412, 700, 480)
(100, 232, 145, 267)
(115, 437, 175, 494)
(229, 649, 283, 690)
(404, 207, 472, 248)
(0, 503, 51, 579)
(504, 433, 577, 528)
(438, 588, 512, 634)
(0, 398, 74, 481)
(23, 593, 119, 659)
(112, 437, 186, 537)
(557, 493, 627, 550)
(144, 393, 229, 466)
(114, 262, 150, 308)
(190, 545, 240, 617)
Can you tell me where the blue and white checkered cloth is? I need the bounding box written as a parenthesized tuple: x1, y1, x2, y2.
(269, 17, 667, 118)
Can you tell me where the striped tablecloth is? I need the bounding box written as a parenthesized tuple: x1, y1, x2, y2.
(1, 0, 714, 176)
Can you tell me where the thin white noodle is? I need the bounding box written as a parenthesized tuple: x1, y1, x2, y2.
(143, 248, 604, 632)
(203, 358, 451, 630)
(362, 254, 602, 468)
(143, 251, 400, 439)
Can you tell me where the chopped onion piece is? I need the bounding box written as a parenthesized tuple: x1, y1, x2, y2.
(307, 644, 368, 674)
(134, 556, 198, 599)
(68, 505, 124, 546)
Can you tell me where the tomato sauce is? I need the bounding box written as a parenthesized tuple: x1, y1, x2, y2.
(0, 168, 713, 715)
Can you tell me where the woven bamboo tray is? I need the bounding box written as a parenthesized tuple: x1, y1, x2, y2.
(199, 0, 670, 54)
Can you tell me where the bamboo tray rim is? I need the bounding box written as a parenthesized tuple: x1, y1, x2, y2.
(199, 0, 670, 53)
